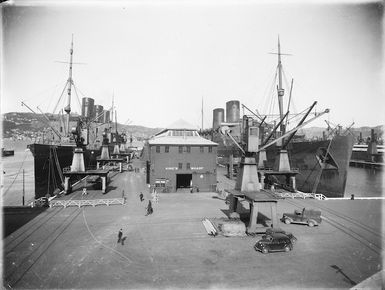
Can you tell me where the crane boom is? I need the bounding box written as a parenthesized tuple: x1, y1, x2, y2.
(21, 101, 62, 139)
(258, 109, 330, 152)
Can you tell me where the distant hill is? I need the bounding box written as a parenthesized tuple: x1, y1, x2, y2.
(2, 112, 161, 140)
(2, 112, 383, 142)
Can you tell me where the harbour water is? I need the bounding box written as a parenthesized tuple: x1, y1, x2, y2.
(1, 140, 383, 206)
(1, 140, 35, 206)
(345, 166, 384, 197)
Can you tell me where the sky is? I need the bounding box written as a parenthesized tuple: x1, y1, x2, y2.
(1, 0, 384, 129)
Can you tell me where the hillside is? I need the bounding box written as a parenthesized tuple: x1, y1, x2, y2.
(2, 112, 161, 140)
(2, 112, 383, 143)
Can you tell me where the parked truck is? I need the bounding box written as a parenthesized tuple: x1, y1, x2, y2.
(281, 208, 322, 227)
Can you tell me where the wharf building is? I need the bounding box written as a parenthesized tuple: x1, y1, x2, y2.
(147, 120, 218, 193)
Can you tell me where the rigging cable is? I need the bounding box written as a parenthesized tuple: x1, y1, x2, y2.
(47, 149, 52, 196)
(262, 68, 278, 121)
(258, 65, 278, 112)
(52, 80, 71, 114)
(53, 147, 64, 185)
(50, 147, 60, 191)
(311, 137, 334, 193)
(267, 67, 278, 123)
(72, 83, 83, 114)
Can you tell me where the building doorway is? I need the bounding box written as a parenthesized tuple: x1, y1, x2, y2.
(176, 174, 192, 189)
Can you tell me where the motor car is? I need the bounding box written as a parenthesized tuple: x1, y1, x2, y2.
(265, 228, 297, 244)
(254, 232, 293, 254)
(281, 208, 322, 227)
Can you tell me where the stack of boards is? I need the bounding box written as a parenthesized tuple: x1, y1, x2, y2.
(202, 218, 218, 236)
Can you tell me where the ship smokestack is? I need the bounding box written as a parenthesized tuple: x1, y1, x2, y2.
(226, 100, 240, 123)
(212, 108, 225, 130)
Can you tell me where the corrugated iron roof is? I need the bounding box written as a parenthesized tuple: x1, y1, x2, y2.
(149, 119, 217, 145)
(155, 119, 199, 136)
(149, 134, 218, 146)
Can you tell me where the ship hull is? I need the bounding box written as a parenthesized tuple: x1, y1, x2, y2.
(214, 133, 354, 198)
(28, 143, 100, 199)
(265, 135, 354, 197)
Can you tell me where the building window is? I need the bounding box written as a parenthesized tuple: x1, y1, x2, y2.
(156, 146, 160, 153)
(186, 146, 191, 153)
(165, 146, 169, 153)
(178, 163, 183, 169)
(173, 130, 184, 136)
(155, 180, 166, 188)
(208, 146, 212, 153)
(179, 146, 183, 153)
(200, 146, 204, 153)
(187, 163, 191, 170)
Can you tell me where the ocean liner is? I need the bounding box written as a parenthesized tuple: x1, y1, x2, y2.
(212, 39, 354, 197)
(26, 37, 118, 199)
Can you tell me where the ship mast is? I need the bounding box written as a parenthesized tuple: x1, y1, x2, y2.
(277, 36, 285, 134)
(64, 35, 74, 135)
(201, 97, 204, 131)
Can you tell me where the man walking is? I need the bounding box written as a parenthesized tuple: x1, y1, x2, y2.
(146, 200, 153, 216)
(118, 229, 123, 243)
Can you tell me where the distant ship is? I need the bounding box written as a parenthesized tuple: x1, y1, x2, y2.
(2, 148, 15, 157)
(351, 129, 384, 163)
(26, 37, 122, 199)
(211, 39, 354, 197)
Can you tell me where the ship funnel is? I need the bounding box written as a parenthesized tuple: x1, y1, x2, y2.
(213, 108, 225, 130)
(71, 147, 85, 172)
(81, 97, 95, 118)
(94, 105, 104, 123)
(103, 110, 110, 123)
(226, 100, 240, 123)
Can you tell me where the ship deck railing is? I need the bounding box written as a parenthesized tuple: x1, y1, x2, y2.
(259, 167, 300, 172)
(49, 198, 126, 208)
(271, 190, 328, 200)
(272, 190, 318, 199)
(275, 190, 385, 201)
